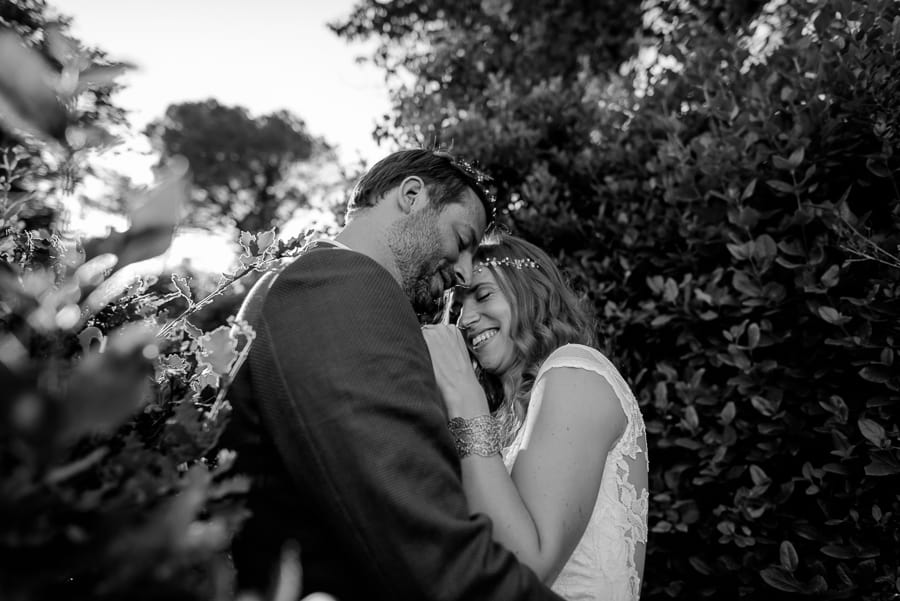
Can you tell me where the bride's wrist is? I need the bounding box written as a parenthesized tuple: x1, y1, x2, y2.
(444, 390, 490, 418)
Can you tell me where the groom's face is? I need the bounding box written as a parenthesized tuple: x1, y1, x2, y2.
(389, 186, 487, 314)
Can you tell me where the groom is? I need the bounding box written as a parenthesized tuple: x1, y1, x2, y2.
(222, 149, 563, 600)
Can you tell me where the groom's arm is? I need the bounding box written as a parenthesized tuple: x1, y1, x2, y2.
(251, 250, 563, 600)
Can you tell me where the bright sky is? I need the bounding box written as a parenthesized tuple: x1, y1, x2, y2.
(60, 0, 394, 271)
(64, 0, 392, 171)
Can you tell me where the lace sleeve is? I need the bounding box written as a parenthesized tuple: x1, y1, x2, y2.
(509, 344, 649, 601)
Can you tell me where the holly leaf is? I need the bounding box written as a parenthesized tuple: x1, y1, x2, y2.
(171, 274, 193, 303)
(196, 325, 239, 377)
(159, 354, 189, 372)
(256, 228, 277, 253)
(238, 231, 254, 255)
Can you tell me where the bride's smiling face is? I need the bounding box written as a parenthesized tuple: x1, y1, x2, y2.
(458, 266, 517, 376)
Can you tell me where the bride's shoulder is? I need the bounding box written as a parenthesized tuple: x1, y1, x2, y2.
(536, 343, 611, 378)
(544, 343, 610, 364)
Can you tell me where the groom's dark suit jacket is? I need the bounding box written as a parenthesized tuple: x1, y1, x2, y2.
(222, 246, 562, 601)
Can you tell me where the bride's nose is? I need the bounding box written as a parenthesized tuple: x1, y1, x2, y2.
(458, 302, 479, 330)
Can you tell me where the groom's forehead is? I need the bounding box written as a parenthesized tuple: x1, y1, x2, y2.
(452, 187, 488, 237)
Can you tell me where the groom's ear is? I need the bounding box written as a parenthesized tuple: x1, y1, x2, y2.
(397, 176, 425, 214)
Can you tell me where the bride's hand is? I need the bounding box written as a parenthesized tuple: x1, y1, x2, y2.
(421, 324, 489, 416)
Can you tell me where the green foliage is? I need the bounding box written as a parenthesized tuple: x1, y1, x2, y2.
(337, 0, 900, 598)
(144, 99, 332, 234)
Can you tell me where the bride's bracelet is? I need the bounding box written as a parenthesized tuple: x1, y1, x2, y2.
(448, 414, 503, 458)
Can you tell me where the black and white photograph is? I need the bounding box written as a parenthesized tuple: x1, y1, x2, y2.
(0, 1, 898, 600)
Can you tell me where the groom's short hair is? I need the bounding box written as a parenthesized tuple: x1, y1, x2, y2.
(347, 149, 494, 223)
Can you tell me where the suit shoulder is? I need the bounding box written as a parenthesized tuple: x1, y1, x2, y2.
(268, 249, 414, 321)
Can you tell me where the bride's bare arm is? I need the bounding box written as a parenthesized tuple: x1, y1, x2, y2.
(422, 327, 626, 582)
(461, 368, 624, 582)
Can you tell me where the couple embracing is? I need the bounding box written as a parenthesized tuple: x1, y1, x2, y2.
(222, 149, 648, 601)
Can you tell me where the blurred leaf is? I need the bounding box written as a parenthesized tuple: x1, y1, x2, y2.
(820, 265, 840, 288)
(733, 270, 759, 296)
(772, 155, 794, 170)
(83, 157, 188, 271)
(821, 545, 858, 559)
(689, 555, 713, 575)
(0, 30, 66, 142)
(751, 396, 778, 417)
(803, 575, 828, 594)
(787, 147, 805, 169)
(865, 452, 900, 476)
(44, 26, 79, 68)
(77, 325, 106, 354)
(741, 178, 757, 200)
(720, 401, 736, 425)
(766, 179, 795, 194)
(865, 157, 891, 178)
(75, 63, 133, 95)
(750, 464, 770, 486)
(859, 365, 891, 383)
(818, 306, 850, 325)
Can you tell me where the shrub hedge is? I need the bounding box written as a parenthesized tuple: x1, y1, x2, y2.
(337, 0, 900, 597)
(0, 28, 312, 599)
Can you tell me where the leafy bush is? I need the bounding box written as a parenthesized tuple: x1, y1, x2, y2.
(0, 24, 316, 601)
(336, 0, 900, 598)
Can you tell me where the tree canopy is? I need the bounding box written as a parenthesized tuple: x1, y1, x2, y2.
(144, 99, 329, 234)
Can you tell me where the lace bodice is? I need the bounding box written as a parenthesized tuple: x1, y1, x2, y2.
(501, 344, 649, 601)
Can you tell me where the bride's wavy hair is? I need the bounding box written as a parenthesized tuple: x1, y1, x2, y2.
(473, 233, 596, 441)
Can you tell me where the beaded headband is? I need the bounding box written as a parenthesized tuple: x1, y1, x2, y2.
(474, 257, 540, 272)
(432, 150, 497, 224)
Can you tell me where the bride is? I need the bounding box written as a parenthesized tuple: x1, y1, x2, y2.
(422, 233, 648, 601)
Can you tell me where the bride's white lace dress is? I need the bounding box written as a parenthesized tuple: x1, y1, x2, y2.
(501, 344, 649, 601)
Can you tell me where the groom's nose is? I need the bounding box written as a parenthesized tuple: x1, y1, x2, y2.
(453, 251, 474, 286)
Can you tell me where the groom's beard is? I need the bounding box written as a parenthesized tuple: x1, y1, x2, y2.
(387, 211, 447, 315)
